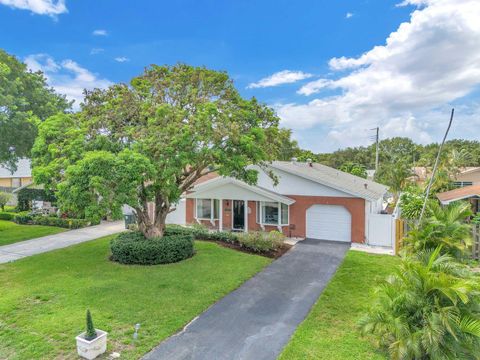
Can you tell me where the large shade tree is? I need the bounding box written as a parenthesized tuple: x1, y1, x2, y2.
(32, 64, 280, 238)
(0, 49, 71, 170)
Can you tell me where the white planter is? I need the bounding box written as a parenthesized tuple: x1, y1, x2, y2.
(76, 329, 108, 360)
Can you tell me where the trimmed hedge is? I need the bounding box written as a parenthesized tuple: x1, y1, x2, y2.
(13, 213, 33, 224)
(32, 217, 94, 229)
(13, 214, 96, 229)
(110, 231, 195, 265)
(0, 212, 14, 221)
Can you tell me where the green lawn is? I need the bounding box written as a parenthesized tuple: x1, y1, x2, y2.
(0, 220, 66, 247)
(279, 250, 399, 360)
(0, 236, 271, 359)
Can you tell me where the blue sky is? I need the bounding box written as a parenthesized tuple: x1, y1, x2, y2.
(1, 0, 479, 152)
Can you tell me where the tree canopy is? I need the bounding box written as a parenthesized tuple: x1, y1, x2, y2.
(0, 49, 71, 170)
(32, 64, 280, 238)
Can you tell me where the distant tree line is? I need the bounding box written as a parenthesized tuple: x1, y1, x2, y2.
(277, 136, 480, 169)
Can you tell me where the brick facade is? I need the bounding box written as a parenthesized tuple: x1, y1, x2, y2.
(186, 196, 365, 243)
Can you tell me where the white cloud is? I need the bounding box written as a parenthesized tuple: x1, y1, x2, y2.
(345, 12, 354, 19)
(25, 54, 112, 110)
(0, 0, 66, 16)
(247, 70, 313, 89)
(297, 79, 333, 96)
(114, 56, 129, 63)
(276, 0, 480, 151)
(92, 29, 108, 36)
(90, 48, 104, 55)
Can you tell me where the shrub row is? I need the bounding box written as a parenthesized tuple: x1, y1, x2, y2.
(237, 231, 284, 253)
(164, 224, 285, 253)
(33, 217, 95, 229)
(13, 214, 96, 229)
(110, 231, 195, 265)
(13, 213, 33, 224)
(0, 212, 15, 221)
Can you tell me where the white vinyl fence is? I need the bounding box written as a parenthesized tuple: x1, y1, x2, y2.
(367, 213, 395, 248)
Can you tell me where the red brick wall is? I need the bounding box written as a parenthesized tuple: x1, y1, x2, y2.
(286, 195, 365, 243)
(186, 196, 365, 243)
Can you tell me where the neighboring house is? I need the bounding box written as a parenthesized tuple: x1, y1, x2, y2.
(453, 167, 480, 187)
(437, 184, 480, 214)
(0, 159, 32, 189)
(181, 160, 388, 244)
(411, 166, 429, 185)
(411, 166, 480, 188)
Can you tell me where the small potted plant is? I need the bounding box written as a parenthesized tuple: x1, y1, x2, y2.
(76, 310, 108, 360)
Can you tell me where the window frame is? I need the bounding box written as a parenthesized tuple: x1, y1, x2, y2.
(195, 198, 219, 220)
(256, 201, 289, 226)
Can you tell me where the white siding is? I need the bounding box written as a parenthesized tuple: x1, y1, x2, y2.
(190, 183, 277, 202)
(166, 199, 186, 225)
(251, 166, 352, 197)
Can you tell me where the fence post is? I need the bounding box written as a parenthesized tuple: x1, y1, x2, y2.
(394, 219, 405, 255)
(473, 225, 480, 260)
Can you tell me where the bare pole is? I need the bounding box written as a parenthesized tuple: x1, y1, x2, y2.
(371, 127, 380, 173)
(419, 108, 455, 222)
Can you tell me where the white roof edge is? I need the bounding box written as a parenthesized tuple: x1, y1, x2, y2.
(268, 162, 387, 201)
(440, 194, 480, 205)
(188, 176, 296, 205)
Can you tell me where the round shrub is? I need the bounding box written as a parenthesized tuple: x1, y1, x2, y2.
(110, 231, 195, 265)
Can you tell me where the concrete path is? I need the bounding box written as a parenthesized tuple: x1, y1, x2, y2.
(0, 221, 124, 264)
(143, 239, 350, 360)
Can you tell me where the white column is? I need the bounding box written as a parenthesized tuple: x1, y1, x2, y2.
(219, 199, 223, 232)
(259, 201, 265, 230)
(244, 200, 248, 232)
(277, 202, 282, 231)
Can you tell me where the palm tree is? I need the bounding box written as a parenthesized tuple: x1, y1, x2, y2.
(360, 247, 480, 359)
(404, 201, 473, 259)
(377, 161, 414, 203)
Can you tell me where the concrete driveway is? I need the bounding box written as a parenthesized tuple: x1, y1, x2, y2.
(143, 239, 350, 360)
(0, 221, 124, 264)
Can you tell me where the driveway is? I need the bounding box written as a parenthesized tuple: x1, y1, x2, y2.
(143, 239, 350, 360)
(0, 221, 124, 264)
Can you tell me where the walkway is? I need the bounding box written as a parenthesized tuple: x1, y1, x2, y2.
(0, 221, 124, 264)
(143, 239, 350, 360)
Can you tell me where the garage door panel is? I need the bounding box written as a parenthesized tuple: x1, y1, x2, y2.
(306, 205, 351, 242)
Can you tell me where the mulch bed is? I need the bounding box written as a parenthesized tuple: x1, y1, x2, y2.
(199, 239, 292, 259)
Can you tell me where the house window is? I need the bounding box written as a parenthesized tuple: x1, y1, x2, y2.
(263, 202, 279, 225)
(196, 199, 219, 220)
(256, 201, 289, 226)
(453, 181, 473, 188)
(281, 203, 288, 224)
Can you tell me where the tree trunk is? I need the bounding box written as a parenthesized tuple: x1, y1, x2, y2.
(135, 200, 170, 239)
(143, 223, 163, 238)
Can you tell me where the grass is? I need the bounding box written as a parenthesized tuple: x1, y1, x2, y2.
(0, 236, 271, 359)
(279, 250, 399, 360)
(0, 220, 66, 247)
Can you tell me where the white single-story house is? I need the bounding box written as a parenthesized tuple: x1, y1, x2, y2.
(169, 160, 390, 245)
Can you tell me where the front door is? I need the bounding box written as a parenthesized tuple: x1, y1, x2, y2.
(233, 200, 245, 230)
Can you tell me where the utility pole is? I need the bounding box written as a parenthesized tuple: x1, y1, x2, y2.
(371, 127, 380, 174)
(419, 108, 455, 222)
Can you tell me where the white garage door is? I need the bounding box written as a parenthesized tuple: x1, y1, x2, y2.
(306, 205, 351, 242)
